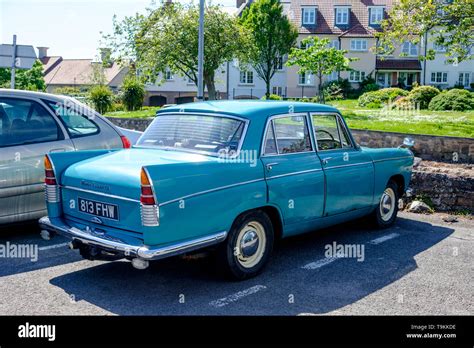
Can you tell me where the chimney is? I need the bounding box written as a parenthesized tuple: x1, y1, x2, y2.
(100, 48, 113, 68)
(37, 47, 49, 59)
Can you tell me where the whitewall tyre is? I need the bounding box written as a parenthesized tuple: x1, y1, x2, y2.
(373, 181, 399, 228)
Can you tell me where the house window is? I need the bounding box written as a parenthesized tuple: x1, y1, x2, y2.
(433, 42, 446, 52)
(327, 71, 338, 81)
(302, 7, 316, 25)
(239, 70, 254, 84)
(276, 56, 284, 70)
(299, 72, 312, 85)
(349, 71, 366, 82)
(350, 39, 368, 51)
(335, 7, 349, 25)
(458, 72, 470, 87)
(329, 40, 340, 49)
(399, 72, 417, 87)
(164, 70, 173, 81)
(272, 86, 283, 96)
(402, 42, 418, 56)
(430, 72, 448, 84)
(369, 7, 384, 25)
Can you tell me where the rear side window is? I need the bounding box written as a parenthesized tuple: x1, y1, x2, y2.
(45, 100, 99, 138)
(263, 115, 312, 155)
(0, 98, 62, 147)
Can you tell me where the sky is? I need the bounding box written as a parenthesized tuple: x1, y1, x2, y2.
(0, 0, 236, 59)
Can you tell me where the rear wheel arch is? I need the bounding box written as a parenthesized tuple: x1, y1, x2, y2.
(230, 205, 283, 241)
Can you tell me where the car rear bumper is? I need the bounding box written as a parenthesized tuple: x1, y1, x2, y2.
(39, 216, 227, 261)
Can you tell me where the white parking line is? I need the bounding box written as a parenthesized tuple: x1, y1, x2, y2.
(369, 233, 400, 245)
(209, 285, 266, 308)
(38, 243, 69, 251)
(301, 257, 338, 270)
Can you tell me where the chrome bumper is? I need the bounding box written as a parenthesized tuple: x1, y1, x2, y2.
(38, 216, 227, 261)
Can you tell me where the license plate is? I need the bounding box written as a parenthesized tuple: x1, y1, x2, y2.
(78, 197, 119, 221)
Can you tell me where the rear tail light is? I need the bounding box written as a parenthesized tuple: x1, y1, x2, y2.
(140, 167, 159, 226)
(121, 135, 131, 149)
(44, 155, 60, 203)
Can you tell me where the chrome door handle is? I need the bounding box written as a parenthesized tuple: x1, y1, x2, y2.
(266, 162, 279, 171)
(322, 157, 333, 165)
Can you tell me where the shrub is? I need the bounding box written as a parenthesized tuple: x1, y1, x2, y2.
(359, 74, 379, 93)
(358, 88, 408, 108)
(428, 89, 474, 111)
(323, 82, 344, 101)
(407, 86, 440, 109)
(362, 83, 380, 93)
(261, 94, 282, 100)
(89, 85, 113, 114)
(53, 87, 84, 97)
(122, 78, 145, 111)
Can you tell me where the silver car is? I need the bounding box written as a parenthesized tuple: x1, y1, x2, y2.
(0, 89, 139, 225)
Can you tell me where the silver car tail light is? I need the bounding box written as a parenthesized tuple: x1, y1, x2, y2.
(140, 167, 159, 227)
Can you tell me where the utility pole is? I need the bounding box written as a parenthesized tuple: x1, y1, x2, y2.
(11, 35, 17, 89)
(197, 0, 205, 100)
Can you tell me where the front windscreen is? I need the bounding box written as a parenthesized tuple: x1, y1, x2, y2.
(136, 114, 246, 155)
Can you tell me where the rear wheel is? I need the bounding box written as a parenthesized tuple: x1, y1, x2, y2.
(372, 180, 399, 228)
(216, 210, 274, 280)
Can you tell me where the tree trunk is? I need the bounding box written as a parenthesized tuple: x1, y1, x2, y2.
(318, 72, 325, 104)
(204, 72, 217, 100)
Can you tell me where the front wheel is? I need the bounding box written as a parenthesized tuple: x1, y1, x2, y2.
(216, 210, 274, 280)
(372, 181, 399, 228)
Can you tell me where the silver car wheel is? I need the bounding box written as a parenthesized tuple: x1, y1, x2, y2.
(379, 187, 396, 222)
(235, 221, 266, 269)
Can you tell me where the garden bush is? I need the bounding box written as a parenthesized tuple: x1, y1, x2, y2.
(428, 89, 474, 111)
(406, 86, 440, 109)
(261, 94, 282, 100)
(89, 85, 113, 114)
(358, 88, 408, 108)
(122, 78, 145, 111)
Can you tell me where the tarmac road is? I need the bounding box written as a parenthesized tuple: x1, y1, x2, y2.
(0, 212, 472, 316)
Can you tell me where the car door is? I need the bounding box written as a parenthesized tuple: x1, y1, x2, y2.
(0, 97, 74, 224)
(260, 113, 325, 227)
(311, 113, 374, 216)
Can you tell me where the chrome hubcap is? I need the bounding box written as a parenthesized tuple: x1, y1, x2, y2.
(235, 221, 266, 268)
(380, 188, 396, 222)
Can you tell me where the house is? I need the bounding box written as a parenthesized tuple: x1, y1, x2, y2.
(38, 47, 128, 93)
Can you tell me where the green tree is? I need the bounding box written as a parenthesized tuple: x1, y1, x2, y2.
(104, 3, 248, 100)
(240, 0, 298, 98)
(89, 85, 113, 114)
(287, 37, 356, 103)
(121, 76, 145, 111)
(0, 60, 46, 91)
(376, 0, 474, 63)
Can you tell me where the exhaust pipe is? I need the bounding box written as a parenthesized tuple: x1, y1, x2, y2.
(131, 258, 149, 270)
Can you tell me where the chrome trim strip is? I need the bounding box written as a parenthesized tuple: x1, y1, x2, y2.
(159, 178, 265, 206)
(373, 156, 413, 163)
(323, 161, 373, 170)
(62, 186, 140, 203)
(267, 168, 323, 180)
(38, 216, 227, 261)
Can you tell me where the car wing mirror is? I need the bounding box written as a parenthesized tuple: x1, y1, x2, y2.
(399, 137, 415, 148)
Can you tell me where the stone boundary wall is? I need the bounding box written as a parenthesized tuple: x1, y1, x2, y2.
(108, 117, 474, 163)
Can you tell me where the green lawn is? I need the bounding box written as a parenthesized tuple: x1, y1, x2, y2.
(103, 100, 474, 138)
(104, 106, 161, 118)
(328, 99, 474, 138)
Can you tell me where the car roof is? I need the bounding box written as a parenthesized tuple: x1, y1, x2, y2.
(157, 100, 339, 120)
(0, 88, 71, 103)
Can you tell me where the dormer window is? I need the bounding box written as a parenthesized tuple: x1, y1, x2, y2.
(335, 6, 350, 26)
(302, 7, 316, 26)
(369, 6, 385, 25)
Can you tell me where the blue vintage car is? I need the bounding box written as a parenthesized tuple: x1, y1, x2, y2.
(39, 101, 414, 280)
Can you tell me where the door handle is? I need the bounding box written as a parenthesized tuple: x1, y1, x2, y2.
(266, 162, 279, 171)
(322, 157, 333, 165)
(49, 148, 66, 153)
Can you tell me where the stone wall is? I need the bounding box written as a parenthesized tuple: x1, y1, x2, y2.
(108, 117, 474, 163)
(352, 129, 474, 163)
(409, 161, 473, 213)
